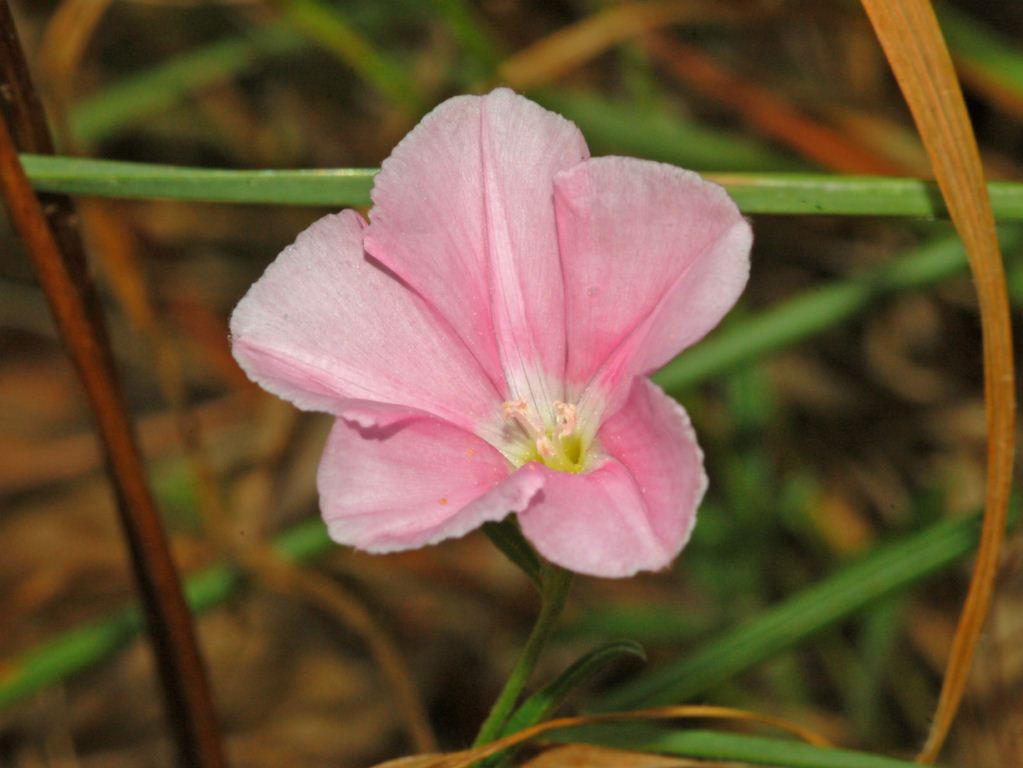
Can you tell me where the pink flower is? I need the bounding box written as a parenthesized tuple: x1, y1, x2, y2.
(230, 89, 751, 578)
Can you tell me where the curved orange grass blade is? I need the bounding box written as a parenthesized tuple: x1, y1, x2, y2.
(858, 0, 1015, 762)
(369, 705, 831, 768)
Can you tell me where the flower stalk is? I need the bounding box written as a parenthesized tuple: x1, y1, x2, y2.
(473, 565, 573, 747)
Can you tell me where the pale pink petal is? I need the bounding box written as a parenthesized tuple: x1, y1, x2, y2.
(553, 157, 751, 426)
(230, 210, 503, 440)
(318, 411, 543, 552)
(597, 378, 706, 555)
(365, 88, 589, 420)
(366, 96, 502, 385)
(517, 378, 706, 577)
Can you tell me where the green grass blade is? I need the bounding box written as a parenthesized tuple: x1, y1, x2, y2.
(560, 726, 932, 768)
(0, 520, 331, 708)
(432, 0, 504, 72)
(654, 226, 1023, 391)
(592, 506, 1012, 712)
(500, 641, 646, 737)
(938, 2, 1023, 103)
(71, 25, 303, 145)
(0, 609, 144, 708)
(273, 0, 422, 111)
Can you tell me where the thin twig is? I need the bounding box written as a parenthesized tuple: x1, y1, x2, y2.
(0, 3, 226, 766)
(0, 0, 92, 295)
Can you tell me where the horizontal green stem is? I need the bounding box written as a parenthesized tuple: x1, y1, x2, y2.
(592, 505, 1014, 712)
(20, 154, 377, 207)
(20, 153, 1023, 218)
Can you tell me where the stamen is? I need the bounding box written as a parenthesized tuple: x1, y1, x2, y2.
(554, 401, 576, 439)
(501, 399, 586, 473)
(502, 399, 545, 440)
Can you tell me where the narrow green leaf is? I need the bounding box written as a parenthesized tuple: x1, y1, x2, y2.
(71, 25, 303, 145)
(592, 502, 1017, 712)
(432, 0, 504, 72)
(500, 641, 646, 738)
(0, 519, 331, 708)
(482, 519, 543, 588)
(938, 2, 1023, 107)
(273, 0, 422, 111)
(655, 226, 1023, 391)
(560, 726, 934, 768)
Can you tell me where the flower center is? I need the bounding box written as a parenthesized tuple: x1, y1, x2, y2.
(501, 399, 585, 473)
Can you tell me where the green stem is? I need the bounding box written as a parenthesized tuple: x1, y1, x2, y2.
(473, 566, 573, 746)
(20, 153, 1023, 219)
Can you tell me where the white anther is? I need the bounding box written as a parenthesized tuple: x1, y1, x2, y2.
(501, 399, 527, 421)
(554, 401, 577, 439)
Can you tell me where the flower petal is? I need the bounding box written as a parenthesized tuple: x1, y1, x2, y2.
(365, 88, 590, 420)
(318, 411, 543, 552)
(230, 210, 503, 439)
(553, 157, 751, 427)
(517, 378, 706, 577)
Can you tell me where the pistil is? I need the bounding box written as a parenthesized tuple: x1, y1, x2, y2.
(501, 399, 585, 473)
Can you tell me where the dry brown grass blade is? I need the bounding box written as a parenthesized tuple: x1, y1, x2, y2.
(237, 545, 438, 754)
(37, 0, 113, 119)
(368, 705, 831, 768)
(0, 3, 226, 766)
(858, 0, 1016, 762)
(498, 0, 756, 91)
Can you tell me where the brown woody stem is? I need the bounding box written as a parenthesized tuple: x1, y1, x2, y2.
(0, 3, 225, 766)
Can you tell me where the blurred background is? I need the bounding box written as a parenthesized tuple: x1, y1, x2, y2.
(1, 0, 1022, 766)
